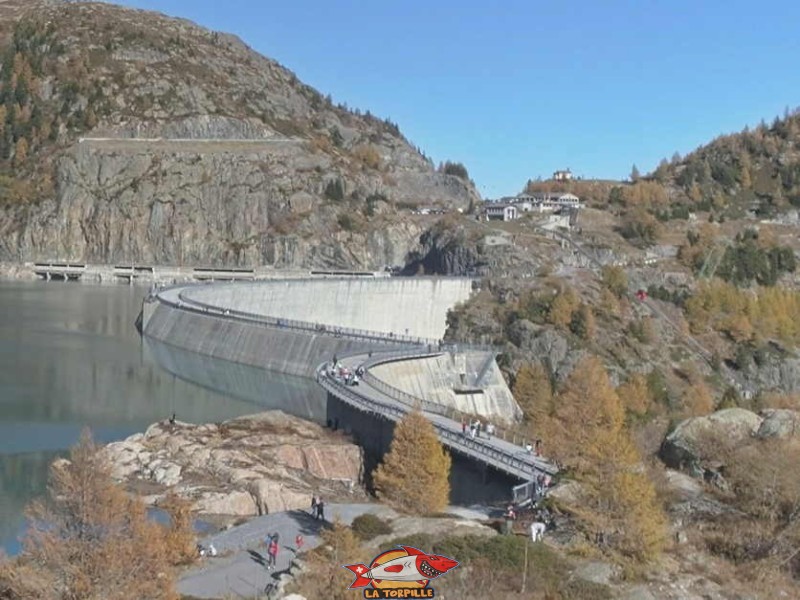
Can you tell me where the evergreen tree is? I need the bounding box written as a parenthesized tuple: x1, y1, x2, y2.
(12, 136, 27, 168)
(548, 287, 578, 328)
(550, 357, 667, 561)
(373, 410, 451, 514)
(550, 356, 632, 474)
(570, 303, 596, 340)
(601, 265, 628, 297)
(630, 164, 641, 182)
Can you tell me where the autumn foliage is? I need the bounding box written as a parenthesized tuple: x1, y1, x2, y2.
(373, 410, 451, 515)
(512, 363, 554, 427)
(686, 279, 800, 345)
(0, 430, 196, 600)
(515, 357, 668, 561)
(289, 519, 367, 600)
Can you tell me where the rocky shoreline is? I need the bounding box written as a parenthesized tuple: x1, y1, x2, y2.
(103, 411, 368, 518)
(0, 262, 38, 281)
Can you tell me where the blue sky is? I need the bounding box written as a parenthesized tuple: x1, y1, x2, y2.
(118, 0, 800, 198)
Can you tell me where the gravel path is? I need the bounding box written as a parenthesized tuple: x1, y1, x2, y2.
(177, 503, 396, 599)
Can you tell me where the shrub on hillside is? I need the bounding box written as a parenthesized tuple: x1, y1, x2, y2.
(351, 514, 392, 540)
(0, 429, 193, 599)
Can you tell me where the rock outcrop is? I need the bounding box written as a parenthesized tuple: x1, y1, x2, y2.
(0, 1, 479, 268)
(756, 408, 800, 438)
(103, 411, 366, 516)
(506, 320, 584, 381)
(659, 408, 762, 471)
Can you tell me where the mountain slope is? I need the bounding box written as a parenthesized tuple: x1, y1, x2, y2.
(652, 109, 800, 218)
(0, 0, 478, 267)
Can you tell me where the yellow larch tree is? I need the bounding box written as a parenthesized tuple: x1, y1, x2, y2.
(550, 357, 668, 561)
(513, 362, 554, 424)
(0, 429, 185, 600)
(373, 409, 451, 514)
(616, 373, 653, 418)
(681, 380, 716, 417)
(291, 518, 367, 600)
(548, 287, 579, 328)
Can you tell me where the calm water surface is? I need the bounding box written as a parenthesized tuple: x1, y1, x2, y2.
(0, 281, 321, 555)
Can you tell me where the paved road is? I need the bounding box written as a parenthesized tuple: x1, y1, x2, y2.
(177, 503, 397, 599)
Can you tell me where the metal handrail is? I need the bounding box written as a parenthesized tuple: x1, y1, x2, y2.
(355, 350, 537, 449)
(317, 362, 558, 478)
(174, 290, 439, 347)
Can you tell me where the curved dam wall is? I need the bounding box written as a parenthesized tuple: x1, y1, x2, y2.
(179, 277, 474, 341)
(143, 277, 474, 378)
(144, 302, 412, 378)
(143, 335, 328, 423)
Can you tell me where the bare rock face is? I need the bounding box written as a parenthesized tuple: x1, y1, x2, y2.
(102, 411, 366, 516)
(756, 408, 800, 438)
(0, 1, 480, 268)
(659, 408, 763, 471)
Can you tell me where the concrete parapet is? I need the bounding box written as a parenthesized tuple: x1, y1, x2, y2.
(179, 277, 474, 341)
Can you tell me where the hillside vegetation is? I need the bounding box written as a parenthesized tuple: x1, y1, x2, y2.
(0, 0, 477, 267)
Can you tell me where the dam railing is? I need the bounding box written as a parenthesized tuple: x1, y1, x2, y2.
(316, 363, 557, 479)
(155, 287, 439, 347)
(345, 349, 546, 454)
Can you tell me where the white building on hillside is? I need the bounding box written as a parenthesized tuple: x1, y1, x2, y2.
(484, 203, 518, 221)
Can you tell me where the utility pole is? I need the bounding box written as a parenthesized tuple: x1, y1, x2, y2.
(521, 538, 529, 594)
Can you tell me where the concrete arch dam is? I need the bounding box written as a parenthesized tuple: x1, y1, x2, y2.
(141, 277, 475, 378)
(140, 277, 553, 486)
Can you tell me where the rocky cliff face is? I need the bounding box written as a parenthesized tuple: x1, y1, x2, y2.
(103, 411, 367, 516)
(0, 1, 479, 267)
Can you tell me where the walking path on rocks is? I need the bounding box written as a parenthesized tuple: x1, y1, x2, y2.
(177, 503, 497, 599)
(177, 503, 396, 599)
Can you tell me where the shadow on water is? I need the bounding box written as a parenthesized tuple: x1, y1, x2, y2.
(143, 336, 327, 425)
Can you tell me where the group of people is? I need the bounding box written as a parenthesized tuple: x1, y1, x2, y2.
(530, 505, 554, 541)
(310, 495, 326, 521)
(534, 473, 552, 498)
(462, 419, 494, 439)
(503, 503, 554, 542)
(262, 532, 306, 571)
(327, 359, 361, 386)
(524, 439, 542, 456)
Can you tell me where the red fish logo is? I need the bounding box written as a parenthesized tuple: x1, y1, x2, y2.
(344, 545, 458, 598)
